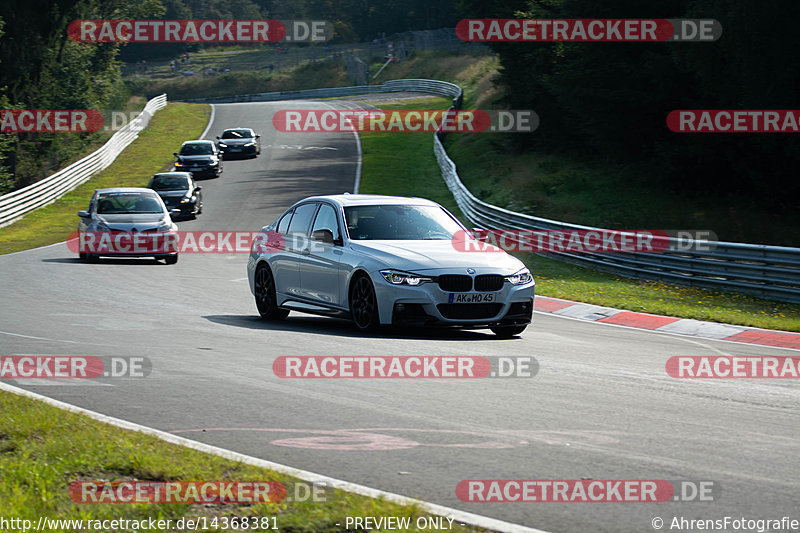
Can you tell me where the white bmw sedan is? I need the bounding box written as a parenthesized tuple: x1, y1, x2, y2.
(247, 194, 535, 337)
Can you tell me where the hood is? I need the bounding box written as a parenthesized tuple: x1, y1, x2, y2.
(177, 155, 216, 163)
(156, 190, 191, 199)
(348, 239, 525, 274)
(96, 213, 168, 228)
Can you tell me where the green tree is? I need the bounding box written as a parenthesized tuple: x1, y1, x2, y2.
(457, 0, 800, 208)
(0, 17, 16, 194)
(0, 0, 163, 189)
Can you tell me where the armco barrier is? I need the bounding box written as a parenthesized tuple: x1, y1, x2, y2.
(434, 134, 800, 304)
(180, 79, 462, 105)
(0, 94, 168, 228)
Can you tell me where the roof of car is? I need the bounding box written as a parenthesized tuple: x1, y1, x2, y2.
(94, 187, 158, 194)
(181, 139, 215, 145)
(300, 194, 439, 208)
(222, 127, 255, 132)
(152, 172, 192, 177)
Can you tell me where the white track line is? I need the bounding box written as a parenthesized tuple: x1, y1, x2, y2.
(199, 103, 216, 140)
(0, 240, 67, 257)
(353, 129, 363, 193)
(317, 100, 362, 193)
(0, 382, 551, 533)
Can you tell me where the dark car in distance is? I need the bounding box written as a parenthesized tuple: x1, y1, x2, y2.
(216, 128, 261, 158)
(147, 172, 203, 218)
(174, 140, 223, 178)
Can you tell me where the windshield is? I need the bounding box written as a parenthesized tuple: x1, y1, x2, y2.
(221, 129, 254, 139)
(179, 143, 213, 155)
(150, 176, 190, 191)
(344, 205, 463, 240)
(96, 193, 164, 214)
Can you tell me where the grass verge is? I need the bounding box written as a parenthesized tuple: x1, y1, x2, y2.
(0, 390, 488, 532)
(357, 99, 800, 332)
(0, 103, 209, 255)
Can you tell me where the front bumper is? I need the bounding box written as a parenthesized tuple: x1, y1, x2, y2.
(78, 230, 179, 258)
(220, 145, 257, 157)
(176, 165, 219, 178)
(370, 271, 535, 327)
(162, 200, 197, 215)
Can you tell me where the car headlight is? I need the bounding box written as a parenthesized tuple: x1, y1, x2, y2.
(505, 269, 533, 285)
(380, 270, 432, 286)
(94, 221, 110, 232)
(180, 196, 194, 203)
(208, 160, 218, 166)
(157, 221, 173, 231)
(218, 142, 227, 147)
(244, 142, 255, 146)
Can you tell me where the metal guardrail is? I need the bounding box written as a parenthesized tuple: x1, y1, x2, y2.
(434, 132, 800, 305)
(0, 94, 168, 228)
(181, 79, 462, 105)
(183, 86, 382, 104)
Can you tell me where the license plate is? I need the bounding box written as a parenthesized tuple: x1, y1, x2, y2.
(448, 293, 495, 303)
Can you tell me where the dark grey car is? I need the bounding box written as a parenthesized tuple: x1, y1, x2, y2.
(216, 128, 261, 159)
(174, 140, 223, 178)
(148, 172, 203, 218)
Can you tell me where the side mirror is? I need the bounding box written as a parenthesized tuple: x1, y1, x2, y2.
(311, 229, 334, 244)
(169, 209, 181, 218)
(215, 136, 220, 139)
(195, 185, 202, 191)
(173, 152, 178, 157)
(77, 210, 90, 218)
(255, 134, 261, 138)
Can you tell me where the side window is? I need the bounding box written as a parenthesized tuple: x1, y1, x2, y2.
(277, 210, 293, 234)
(311, 204, 341, 243)
(287, 203, 319, 237)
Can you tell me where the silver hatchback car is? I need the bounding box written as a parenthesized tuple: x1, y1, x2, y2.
(77, 187, 180, 264)
(247, 194, 535, 337)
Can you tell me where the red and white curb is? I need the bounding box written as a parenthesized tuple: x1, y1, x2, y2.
(535, 296, 800, 351)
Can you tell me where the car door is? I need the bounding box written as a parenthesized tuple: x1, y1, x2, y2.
(298, 202, 345, 307)
(189, 176, 202, 209)
(80, 194, 95, 231)
(276, 202, 319, 299)
(269, 208, 294, 298)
